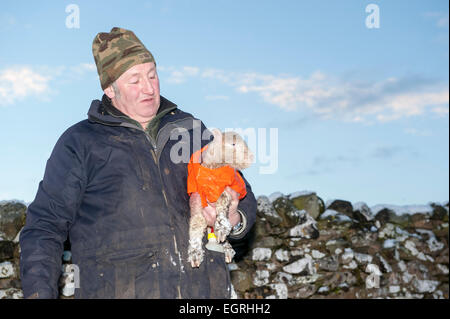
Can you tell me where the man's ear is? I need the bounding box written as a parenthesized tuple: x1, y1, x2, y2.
(104, 85, 115, 99)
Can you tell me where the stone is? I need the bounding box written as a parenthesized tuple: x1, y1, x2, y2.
(273, 272, 294, 286)
(290, 192, 324, 219)
(354, 253, 373, 265)
(411, 215, 433, 230)
(431, 204, 448, 221)
(374, 208, 396, 225)
(318, 256, 339, 272)
(404, 240, 420, 256)
(341, 248, 354, 264)
(274, 249, 289, 262)
(436, 264, 449, 275)
(251, 248, 272, 261)
(311, 249, 326, 259)
(324, 238, 349, 255)
(343, 260, 358, 270)
(291, 284, 317, 298)
(375, 208, 412, 227)
(378, 223, 396, 239)
(353, 202, 374, 221)
(320, 209, 353, 223)
(0, 202, 27, 241)
(327, 200, 353, 218)
(256, 196, 283, 226)
(0, 288, 23, 299)
(283, 255, 315, 275)
(272, 197, 299, 228)
(288, 211, 320, 239)
(268, 283, 288, 299)
(0, 241, 16, 261)
(231, 270, 253, 292)
(0, 262, 15, 279)
(253, 270, 270, 287)
(250, 236, 283, 249)
(376, 253, 393, 273)
(412, 279, 439, 293)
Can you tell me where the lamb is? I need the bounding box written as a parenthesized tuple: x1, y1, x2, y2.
(187, 129, 254, 268)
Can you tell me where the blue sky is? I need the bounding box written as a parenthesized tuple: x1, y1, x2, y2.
(0, 0, 448, 207)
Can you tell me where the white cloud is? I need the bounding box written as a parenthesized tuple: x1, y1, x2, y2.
(201, 68, 232, 84)
(70, 63, 97, 75)
(0, 63, 98, 106)
(375, 90, 449, 122)
(424, 12, 449, 28)
(0, 66, 51, 105)
(230, 71, 449, 123)
(158, 65, 450, 123)
(162, 66, 199, 84)
(431, 106, 449, 116)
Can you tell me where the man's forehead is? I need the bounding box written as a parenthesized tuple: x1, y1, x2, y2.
(124, 62, 156, 77)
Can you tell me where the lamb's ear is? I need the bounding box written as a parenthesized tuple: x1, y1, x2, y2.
(202, 128, 222, 164)
(211, 128, 222, 143)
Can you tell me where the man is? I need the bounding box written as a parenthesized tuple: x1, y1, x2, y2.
(19, 27, 256, 299)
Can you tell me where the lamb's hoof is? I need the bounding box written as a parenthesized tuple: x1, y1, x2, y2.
(215, 221, 232, 243)
(224, 251, 234, 264)
(223, 242, 235, 263)
(215, 228, 227, 243)
(188, 246, 204, 268)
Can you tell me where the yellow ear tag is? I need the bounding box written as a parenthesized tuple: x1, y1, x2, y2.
(205, 227, 224, 253)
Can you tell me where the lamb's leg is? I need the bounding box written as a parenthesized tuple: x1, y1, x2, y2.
(188, 193, 207, 268)
(214, 191, 232, 243)
(222, 241, 235, 263)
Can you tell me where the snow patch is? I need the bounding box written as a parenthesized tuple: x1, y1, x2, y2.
(289, 190, 316, 198)
(268, 192, 284, 202)
(370, 204, 433, 216)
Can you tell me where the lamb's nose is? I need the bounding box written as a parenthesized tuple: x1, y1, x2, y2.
(246, 150, 254, 163)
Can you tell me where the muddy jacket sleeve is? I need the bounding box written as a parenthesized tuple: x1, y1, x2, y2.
(228, 171, 257, 241)
(19, 128, 86, 299)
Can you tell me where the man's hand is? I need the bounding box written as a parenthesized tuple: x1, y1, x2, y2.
(202, 187, 241, 227)
(226, 187, 240, 227)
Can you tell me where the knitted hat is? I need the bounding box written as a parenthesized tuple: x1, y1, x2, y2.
(92, 27, 155, 90)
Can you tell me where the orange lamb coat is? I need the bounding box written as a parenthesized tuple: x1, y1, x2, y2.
(187, 145, 247, 207)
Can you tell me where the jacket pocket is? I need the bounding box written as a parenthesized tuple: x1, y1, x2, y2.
(204, 250, 232, 299)
(103, 247, 158, 299)
(77, 247, 157, 299)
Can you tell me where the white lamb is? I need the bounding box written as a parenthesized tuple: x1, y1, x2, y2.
(187, 129, 254, 268)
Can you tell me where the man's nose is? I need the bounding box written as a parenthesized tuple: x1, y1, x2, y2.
(142, 77, 154, 95)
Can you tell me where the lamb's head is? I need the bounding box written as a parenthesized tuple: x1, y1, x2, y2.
(202, 129, 254, 170)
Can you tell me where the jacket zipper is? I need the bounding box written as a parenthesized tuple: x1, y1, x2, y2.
(143, 130, 182, 299)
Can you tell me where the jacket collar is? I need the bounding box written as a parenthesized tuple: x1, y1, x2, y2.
(87, 94, 178, 130)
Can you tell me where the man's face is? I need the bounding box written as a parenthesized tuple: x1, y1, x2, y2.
(106, 62, 161, 126)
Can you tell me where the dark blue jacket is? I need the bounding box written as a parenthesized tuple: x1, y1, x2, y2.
(19, 96, 256, 299)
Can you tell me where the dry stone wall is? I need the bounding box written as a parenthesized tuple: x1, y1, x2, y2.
(1, 193, 448, 299)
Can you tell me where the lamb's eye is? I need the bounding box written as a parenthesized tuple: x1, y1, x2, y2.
(232, 143, 235, 146)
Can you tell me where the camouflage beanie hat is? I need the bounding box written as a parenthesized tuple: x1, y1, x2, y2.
(92, 27, 155, 90)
